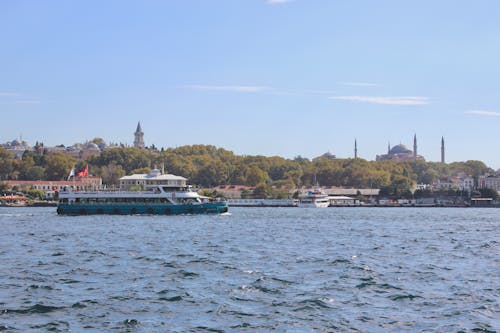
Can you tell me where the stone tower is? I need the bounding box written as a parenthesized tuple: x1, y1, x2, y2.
(441, 137, 445, 163)
(134, 122, 145, 149)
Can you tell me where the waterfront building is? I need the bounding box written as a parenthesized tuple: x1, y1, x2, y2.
(321, 188, 379, 204)
(478, 174, 500, 192)
(0, 194, 26, 206)
(329, 196, 359, 206)
(470, 197, 494, 206)
(133, 122, 145, 149)
(119, 169, 187, 191)
(434, 173, 474, 192)
(415, 183, 432, 191)
(460, 174, 474, 191)
(3, 177, 102, 199)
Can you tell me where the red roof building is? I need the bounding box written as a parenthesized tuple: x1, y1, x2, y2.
(2, 177, 102, 198)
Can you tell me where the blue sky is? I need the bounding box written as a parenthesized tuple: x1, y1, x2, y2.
(1, 1, 500, 168)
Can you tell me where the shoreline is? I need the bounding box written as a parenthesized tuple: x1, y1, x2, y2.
(2, 203, 498, 208)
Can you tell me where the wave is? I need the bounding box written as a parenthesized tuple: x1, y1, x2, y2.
(3, 303, 63, 314)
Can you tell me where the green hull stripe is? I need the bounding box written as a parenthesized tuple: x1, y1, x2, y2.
(57, 203, 228, 215)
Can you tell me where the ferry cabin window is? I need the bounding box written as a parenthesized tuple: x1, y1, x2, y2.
(66, 197, 169, 204)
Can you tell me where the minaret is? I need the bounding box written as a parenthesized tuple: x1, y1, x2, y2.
(388, 142, 391, 154)
(134, 122, 145, 149)
(413, 134, 417, 159)
(441, 137, 445, 163)
(354, 139, 358, 159)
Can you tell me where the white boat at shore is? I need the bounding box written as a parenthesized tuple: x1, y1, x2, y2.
(298, 188, 330, 208)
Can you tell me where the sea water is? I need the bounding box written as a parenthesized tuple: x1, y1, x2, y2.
(0, 207, 498, 332)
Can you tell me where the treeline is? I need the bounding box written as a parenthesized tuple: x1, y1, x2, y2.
(0, 145, 494, 197)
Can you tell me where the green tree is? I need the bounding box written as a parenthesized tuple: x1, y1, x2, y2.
(193, 161, 229, 187)
(25, 166, 45, 180)
(391, 175, 414, 198)
(240, 189, 251, 199)
(0, 148, 14, 180)
(229, 164, 248, 185)
(162, 154, 196, 179)
(45, 152, 76, 180)
(479, 188, 498, 200)
(414, 188, 432, 198)
(0, 182, 11, 193)
(37, 143, 495, 192)
(27, 189, 45, 200)
(131, 167, 151, 175)
(253, 182, 270, 198)
(245, 166, 269, 186)
(100, 163, 126, 187)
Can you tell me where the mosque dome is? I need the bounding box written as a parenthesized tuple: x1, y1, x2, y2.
(147, 169, 162, 177)
(86, 143, 100, 150)
(389, 144, 412, 155)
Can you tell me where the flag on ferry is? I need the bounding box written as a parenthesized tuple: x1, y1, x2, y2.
(76, 164, 88, 177)
(67, 167, 75, 180)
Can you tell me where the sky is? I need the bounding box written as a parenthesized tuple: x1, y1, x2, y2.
(1, 0, 500, 168)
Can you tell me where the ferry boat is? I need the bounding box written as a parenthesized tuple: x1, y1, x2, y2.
(57, 186, 228, 215)
(298, 187, 330, 208)
(57, 169, 228, 215)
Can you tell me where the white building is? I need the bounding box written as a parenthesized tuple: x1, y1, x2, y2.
(329, 196, 359, 206)
(416, 183, 431, 191)
(119, 169, 187, 191)
(435, 175, 474, 192)
(461, 176, 475, 191)
(478, 174, 500, 192)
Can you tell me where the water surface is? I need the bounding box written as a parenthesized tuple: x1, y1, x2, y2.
(0, 207, 498, 332)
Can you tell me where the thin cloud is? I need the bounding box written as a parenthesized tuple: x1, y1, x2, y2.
(465, 110, 500, 117)
(0, 92, 41, 105)
(331, 95, 430, 105)
(305, 89, 338, 95)
(339, 82, 380, 87)
(15, 100, 41, 105)
(267, 0, 292, 4)
(185, 85, 270, 93)
(0, 92, 20, 97)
